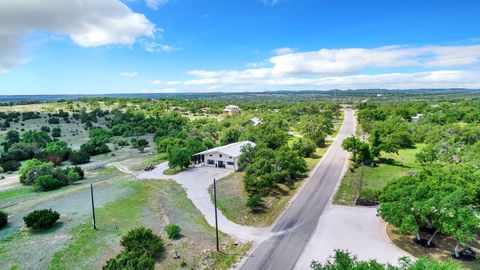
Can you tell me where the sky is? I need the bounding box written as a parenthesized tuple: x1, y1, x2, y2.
(1, 0, 480, 95)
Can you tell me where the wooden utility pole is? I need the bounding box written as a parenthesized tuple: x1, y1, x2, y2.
(90, 184, 96, 230)
(213, 178, 219, 252)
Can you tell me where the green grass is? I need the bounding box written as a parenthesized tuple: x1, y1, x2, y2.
(49, 180, 146, 270)
(334, 144, 424, 205)
(0, 186, 34, 200)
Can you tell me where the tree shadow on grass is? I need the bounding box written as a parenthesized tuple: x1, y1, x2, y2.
(29, 221, 64, 235)
(378, 158, 411, 168)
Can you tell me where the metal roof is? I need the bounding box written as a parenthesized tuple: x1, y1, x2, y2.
(194, 141, 255, 157)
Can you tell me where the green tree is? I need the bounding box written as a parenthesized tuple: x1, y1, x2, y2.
(342, 136, 372, 165)
(220, 127, 241, 145)
(21, 130, 52, 147)
(69, 150, 91, 165)
(88, 127, 112, 143)
(43, 140, 71, 165)
(167, 147, 191, 169)
(2, 130, 20, 151)
(292, 138, 317, 157)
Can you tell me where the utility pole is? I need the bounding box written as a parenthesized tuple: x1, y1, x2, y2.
(90, 183, 96, 230)
(213, 178, 219, 252)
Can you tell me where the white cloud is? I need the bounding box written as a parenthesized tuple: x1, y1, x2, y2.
(268, 45, 480, 76)
(151, 80, 182, 85)
(142, 41, 179, 53)
(272, 47, 295, 55)
(145, 0, 169, 10)
(0, 0, 156, 73)
(164, 44, 480, 91)
(120, 71, 138, 78)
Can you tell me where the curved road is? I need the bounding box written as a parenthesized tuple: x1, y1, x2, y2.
(239, 108, 356, 270)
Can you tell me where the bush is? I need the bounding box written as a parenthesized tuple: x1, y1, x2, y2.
(0, 211, 7, 228)
(104, 227, 163, 270)
(247, 194, 264, 209)
(48, 117, 60, 124)
(80, 140, 110, 156)
(103, 251, 154, 270)
(34, 175, 62, 191)
(1, 160, 21, 172)
(23, 209, 60, 229)
(41, 126, 51, 132)
(165, 224, 181, 239)
(66, 170, 81, 182)
(69, 150, 90, 165)
(120, 227, 164, 256)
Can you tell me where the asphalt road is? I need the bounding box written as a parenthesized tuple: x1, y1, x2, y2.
(239, 108, 356, 270)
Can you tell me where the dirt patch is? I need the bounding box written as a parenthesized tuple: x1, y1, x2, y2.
(387, 224, 480, 269)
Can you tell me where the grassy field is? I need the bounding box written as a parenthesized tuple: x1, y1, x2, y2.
(1, 167, 249, 270)
(334, 144, 424, 205)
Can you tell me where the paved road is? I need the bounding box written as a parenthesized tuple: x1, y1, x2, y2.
(239, 108, 356, 270)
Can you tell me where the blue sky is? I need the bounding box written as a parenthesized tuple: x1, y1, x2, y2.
(0, 0, 480, 94)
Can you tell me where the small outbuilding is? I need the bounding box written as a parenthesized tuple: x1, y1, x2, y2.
(411, 113, 424, 122)
(223, 105, 241, 115)
(248, 117, 262, 126)
(191, 141, 255, 171)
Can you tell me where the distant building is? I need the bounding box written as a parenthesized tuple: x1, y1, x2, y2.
(223, 105, 241, 115)
(191, 141, 255, 171)
(411, 113, 424, 122)
(248, 117, 261, 126)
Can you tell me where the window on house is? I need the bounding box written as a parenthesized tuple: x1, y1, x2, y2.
(227, 162, 234, 166)
(219, 154, 223, 158)
(207, 160, 215, 165)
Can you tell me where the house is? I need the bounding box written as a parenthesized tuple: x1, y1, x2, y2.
(411, 113, 424, 122)
(223, 105, 241, 115)
(248, 117, 261, 126)
(191, 141, 255, 171)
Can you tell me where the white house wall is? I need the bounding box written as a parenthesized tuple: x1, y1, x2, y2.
(203, 151, 237, 170)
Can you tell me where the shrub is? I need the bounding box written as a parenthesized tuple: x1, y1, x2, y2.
(34, 175, 62, 191)
(120, 227, 164, 256)
(247, 194, 264, 209)
(104, 227, 163, 270)
(23, 209, 60, 229)
(66, 170, 81, 182)
(80, 140, 110, 156)
(103, 251, 154, 270)
(0, 211, 7, 228)
(69, 150, 90, 165)
(48, 117, 60, 124)
(40, 126, 51, 132)
(1, 160, 21, 172)
(165, 224, 181, 239)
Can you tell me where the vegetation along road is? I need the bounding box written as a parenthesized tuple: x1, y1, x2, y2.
(239, 108, 356, 270)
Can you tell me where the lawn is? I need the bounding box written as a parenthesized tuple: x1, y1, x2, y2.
(334, 144, 425, 205)
(48, 179, 250, 270)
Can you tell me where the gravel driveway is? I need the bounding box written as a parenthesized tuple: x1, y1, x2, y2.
(138, 162, 270, 242)
(294, 205, 413, 269)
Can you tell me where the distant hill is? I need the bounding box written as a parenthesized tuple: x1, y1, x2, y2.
(1, 88, 480, 103)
